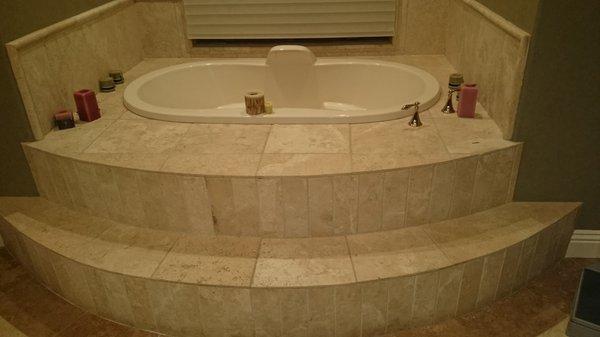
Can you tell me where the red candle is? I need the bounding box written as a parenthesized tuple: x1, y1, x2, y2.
(73, 89, 101, 122)
(457, 84, 478, 118)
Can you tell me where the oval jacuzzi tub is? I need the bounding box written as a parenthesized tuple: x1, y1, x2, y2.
(124, 46, 441, 124)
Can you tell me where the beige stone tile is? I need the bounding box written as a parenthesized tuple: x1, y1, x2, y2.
(27, 119, 115, 155)
(347, 227, 450, 281)
(280, 288, 310, 337)
(433, 116, 515, 154)
(382, 169, 410, 230)
(506, 143, 523, 202)
(153, 234, 259, 287)
(308, 287, 335, 336)
(73, 153, 168, 171)
(281, 177, 309, 237)
(177, 124, 271, 154)
(50, 254, 96, 312)
(308, 177, 335, 236)
(122, 276, 157, 331)
(351, 151, 452, 173)
(251, 288, 282, 337)
(96, 270, 136, 326)
(75, 224, 179, 278)
(477, 249, 506, 306)
(405, 165, 434, 226)
(435, 264, 463, 319)
(257, 153, 352, 176)
(386, 276, 416, 331)
(403, 0, 448, 54)
(514, 234, 538, 289)
(448, 155, 479, 218)
(162, 153, 261, 176)
(471, 147, 517, 212)
(361, 281, 388, 336)
(456, 257, 484, 315)
(253, 236, 355, 287)
(146, 280, 203, 336)
(333, 175, 359, 235)
(264, 124, 350, 154)
(351, 119, 446, 155)
(138, 1, 188, 58)
(82, 267, 112, 318)
(496, 242, 523, 298)
(138, 171, 214, 233)
(357, 173, 384, 233)
(84, 119, 190, 154)
(205, 177, 259, 236)
(429, 161, 456, 222)
(257, 178, 284, 237)
(334, 284, 362, 337)
(4, 212, 108, 260)
(423, 210, 545, 264)
(411, 271, 439, 326)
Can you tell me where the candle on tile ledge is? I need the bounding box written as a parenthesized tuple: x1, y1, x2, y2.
(74, 89, 101, 122)
(457, 83, 478, 118)
(109, 70, 124, 84)
(99, 77, 115, 93)
(54, 110, 75, 130)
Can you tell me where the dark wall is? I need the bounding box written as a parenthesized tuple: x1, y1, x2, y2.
(512, 0, 600, 229)
(0, 0, 110, 196)
(475, 0, 539, 33)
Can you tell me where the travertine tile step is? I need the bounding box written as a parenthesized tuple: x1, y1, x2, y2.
(0, 197, 578, 289)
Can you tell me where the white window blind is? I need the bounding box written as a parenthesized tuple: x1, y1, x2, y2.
(183, 0, 397, 39)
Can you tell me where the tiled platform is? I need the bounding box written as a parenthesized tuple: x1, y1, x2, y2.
(21, 56, 523, 237)
(0, 197, 580, 337)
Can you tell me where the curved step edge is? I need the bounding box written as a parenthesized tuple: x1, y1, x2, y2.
(0, 197, 579, 337)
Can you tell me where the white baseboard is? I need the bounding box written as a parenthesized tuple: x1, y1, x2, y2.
(566, 230, 600, 258)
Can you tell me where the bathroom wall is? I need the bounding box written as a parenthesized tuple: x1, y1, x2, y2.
(445, 0, 530, 139)
(0, 0, 114, 196)
(512, 0, 600, 230)
(474, 0, 539, 33)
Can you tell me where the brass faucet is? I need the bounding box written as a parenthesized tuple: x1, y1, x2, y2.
(403, 102, 422, 127)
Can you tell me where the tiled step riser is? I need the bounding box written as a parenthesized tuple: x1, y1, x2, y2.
(24, 145, 522, 238)
(0, 209, 575, 337)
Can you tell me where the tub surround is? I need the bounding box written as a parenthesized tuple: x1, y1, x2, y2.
(22, 56, 523, 237)
(6, 0, 528, 142)
(0, 196, 579, 336)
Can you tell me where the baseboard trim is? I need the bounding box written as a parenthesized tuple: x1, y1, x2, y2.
(566, 230, 600, 258)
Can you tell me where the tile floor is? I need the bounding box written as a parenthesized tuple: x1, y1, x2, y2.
(0, 247, 595, 337)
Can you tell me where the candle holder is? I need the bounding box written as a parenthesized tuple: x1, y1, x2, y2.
(109, 70, 124, 84)
(99, 77, 115, 92)
(54, 110, 75, 130)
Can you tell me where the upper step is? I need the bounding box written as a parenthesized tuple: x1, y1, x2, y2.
(0, 197, 579, 288)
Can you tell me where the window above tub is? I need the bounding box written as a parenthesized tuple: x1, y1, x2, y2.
(182, 0, 397, 40)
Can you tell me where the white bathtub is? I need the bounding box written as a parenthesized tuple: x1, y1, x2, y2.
(124, 46, 440, 124)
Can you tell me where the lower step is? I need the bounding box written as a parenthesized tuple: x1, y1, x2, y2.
(0, 197, 580, 337)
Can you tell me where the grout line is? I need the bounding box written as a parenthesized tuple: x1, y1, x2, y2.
(249, 238, 263, 287)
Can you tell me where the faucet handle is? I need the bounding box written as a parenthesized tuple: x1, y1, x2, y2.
(403, 101, 423, 127)
(402, 101, 421, 110)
